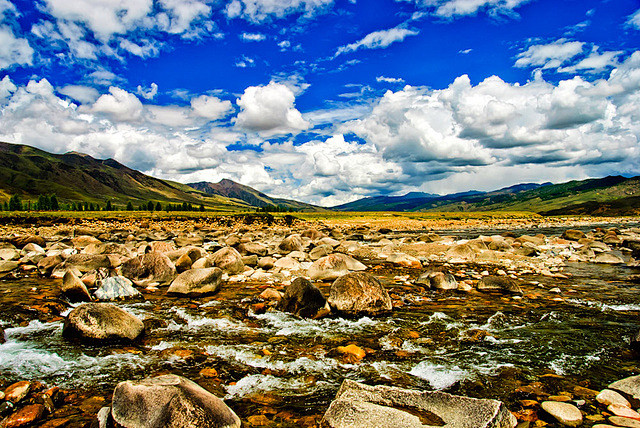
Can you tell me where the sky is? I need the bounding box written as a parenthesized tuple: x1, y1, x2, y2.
(0, 0, 640, 206)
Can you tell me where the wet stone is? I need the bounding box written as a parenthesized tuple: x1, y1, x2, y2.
(4, 381, 31, 403)
(540, 401, 582, 427)
(2, 404, 46, 428)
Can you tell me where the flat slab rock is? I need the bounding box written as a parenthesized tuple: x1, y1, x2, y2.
(609, 375, 640, 404)
(322, 380, 517, 428)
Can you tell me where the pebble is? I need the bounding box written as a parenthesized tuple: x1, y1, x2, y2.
(609, 416, 640, 427)
(597, 389, 631, 408)
(609, 404, 640, 420)
(541, 401, 583, 427)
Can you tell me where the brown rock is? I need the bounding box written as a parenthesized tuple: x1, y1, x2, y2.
(61, 270, 92, 302)
(211, 247, 244, 275)
(4, 381, 31, 403)
(2, 404, 45, 428)
(328, 272, 392, 315)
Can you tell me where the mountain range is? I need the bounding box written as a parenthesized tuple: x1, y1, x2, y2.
(1, 141, 639, 215)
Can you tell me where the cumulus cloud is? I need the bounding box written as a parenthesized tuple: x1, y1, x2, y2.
(235, 81, 310, 135)
(0, 1, 34, 70)
(224, 0, 335, 23)
(59, 85, 100, 103)
(397, 0, 530, 18)
(87, 86, 144, 122)
(515, 39, 585, 69)
(137, 82, 158, 100)
(336, 26, 418, 56)
(190, 95, 233, 120)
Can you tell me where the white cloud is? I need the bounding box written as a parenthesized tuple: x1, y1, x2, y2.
(336, 26, 418, 56)
(240, 32, 266, 42)
(59, 85, 100, 103)
(559, 49, 622, 74)
(515, 39, 585, 69)
(87, 87, 144, 122)
(627, 9, 640, 30)
(377, 76, 405, 84)
(190, 95, 233, 120)
(137, 82, 158, 100)
(0, 27, 33, 69)
(224, 0, 335, 23)
(235, 55, 255, 68)
(0, 75, 16, 99)
(235, 81, 310, 135)
(157, 0, 211, 34)
(398, 0, 530, 18)
(119, 38, 162, 58)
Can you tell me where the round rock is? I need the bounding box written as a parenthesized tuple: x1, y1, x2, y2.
(167, 268, 223, 296)
(111, 374, 241, 428)
(63, 302, 144, 343)
(328, 272, 392, 315)
(541, 401, 582, 427)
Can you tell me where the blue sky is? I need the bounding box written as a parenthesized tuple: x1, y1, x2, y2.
(0, 0, 639, 205)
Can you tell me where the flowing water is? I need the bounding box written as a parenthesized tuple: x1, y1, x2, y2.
(1, 229, 640, 426)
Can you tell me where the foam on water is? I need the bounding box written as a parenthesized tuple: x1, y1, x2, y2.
(168, 307, 255, 332)
(421, 312, 463, 330)
(225, 374, 324, 399)
(251, 311, 379, 337)
(549, 352, 602, 376)
(205, 344, 339, 373)
(567, 298, 640, 312)
(409, 361, 469, 390)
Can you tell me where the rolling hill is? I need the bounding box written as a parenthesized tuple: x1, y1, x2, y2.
(0, 142, 307, 211)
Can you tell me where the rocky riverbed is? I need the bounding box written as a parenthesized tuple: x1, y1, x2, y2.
(1, 214, 640, 427)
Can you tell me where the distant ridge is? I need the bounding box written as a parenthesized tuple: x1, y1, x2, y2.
(333, 176, 640, 215)
(188, 179, 325, 211)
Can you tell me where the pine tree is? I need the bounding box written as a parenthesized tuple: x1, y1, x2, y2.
(50, 195, 59, 211)
(105, 200, 113, 211)
(126, 201, 134, 211)
(199, 204, 205, 212)
(155, 202, 162, 211)
(9, 195, 22, 211)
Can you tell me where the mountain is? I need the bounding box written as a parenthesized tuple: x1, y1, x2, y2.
(0, 142, 253, 211)
(188, 179, 324, 212)
(333, 177, 640, 215)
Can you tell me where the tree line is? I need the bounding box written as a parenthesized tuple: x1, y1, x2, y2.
(0, 194, 206, 212)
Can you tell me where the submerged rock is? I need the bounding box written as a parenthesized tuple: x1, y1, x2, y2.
(477, 276, 523, 294)
(322, 380, 516, 428)
(540, 401, 582, 427)
(95, 276, 142, 301)
(278, 277, 329, 318)
(417, 271, 458, 290)
(63, 302, 144, 343)
(328, 272, 392, 315)
(168, 268, 223, 296)
(111, 374, 241, 428)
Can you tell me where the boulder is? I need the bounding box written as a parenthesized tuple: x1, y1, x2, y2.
(61, 270, 92, 302)
(211, 247, 244, 275)
(387, 253, 422, 268)
(121, 252, 177, 284)
(9, 235, 46, 248)
(2, 404, 46, 428)
(274, 256, 302, 271)
(63, 302, 144, 343)
(328, 272, 392, 315)
(72, 235, 101, 248)
(477, 276, 523, 294)
(308, 253, 366, 281)
(278, 277, 329, 318)
(37, 254, 63, 275)
(168, 268, 223, 296)
(279, 235, 304, 253)
(322, 380, 516, 428)
(540, 401, 582, 427)
(95, 276, 142, 301)
(237, 242, 268, 257)
(309, 244, 333, 261)
(111, 374, 240, 428)
(428, 272, 458, 290)
(562, 229, 586, 241)
(609, 375, 640, 406)
(594, 252, 624, 264)
(258, 257, 276, 270)
(0, 261, 20, 273)
(0, 248, 19, 261)
(445, 244, 477, 263)
(64, 254, 112, 273)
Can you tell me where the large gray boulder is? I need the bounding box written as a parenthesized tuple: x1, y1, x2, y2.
(279, 234, 304, 253)
(95, 276, 142, 301)
(609, 375, 640, 406)
(278, 277, 329, 318)
(323, 380, 516, 428)
(167, 268, 223, 296)
(328, 272, 392, 315)
(63, 303, 144, 343)
(62, 254, 112, 273)
(112, 374, 240, 428)
(211, 247, 244, 275)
